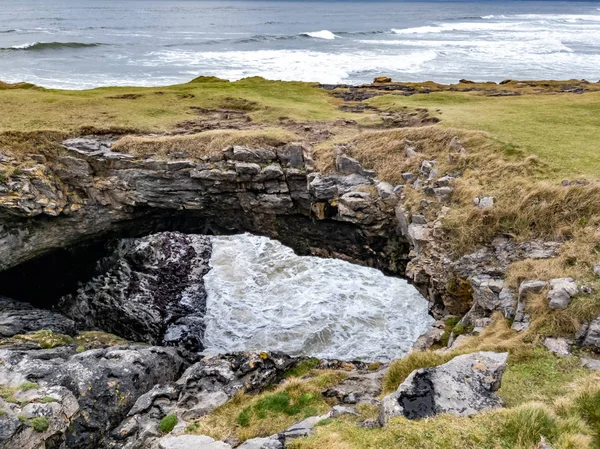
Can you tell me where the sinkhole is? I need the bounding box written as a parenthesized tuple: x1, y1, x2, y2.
(0, 232, 432, 362)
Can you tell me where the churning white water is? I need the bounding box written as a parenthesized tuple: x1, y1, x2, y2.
(202, 234, 433, 362)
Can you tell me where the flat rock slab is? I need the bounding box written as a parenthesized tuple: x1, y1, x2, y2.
(380, 351, 508, 425)
(237, 436, 284, 449)
(157, 435, 231, 449)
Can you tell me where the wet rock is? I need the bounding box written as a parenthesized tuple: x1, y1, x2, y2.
(0, 296, 76, 338)
(547, 278, 578, 310)
(379, 351, 508, 425)
(543, 338, 572, 356)
(57, 232, 212, 351)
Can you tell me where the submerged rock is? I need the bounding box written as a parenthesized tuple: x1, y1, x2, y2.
(57, 232, 212, 351)
(379, 351, 508, 425)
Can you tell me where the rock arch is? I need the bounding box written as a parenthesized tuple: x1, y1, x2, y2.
(0, 138, 412, 306)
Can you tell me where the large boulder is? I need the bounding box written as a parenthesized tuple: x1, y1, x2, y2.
(379, 351, 508, 425)
(57, 232, 212, 350)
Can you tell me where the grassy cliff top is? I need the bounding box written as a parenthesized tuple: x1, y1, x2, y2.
(1, 77, 599, 178)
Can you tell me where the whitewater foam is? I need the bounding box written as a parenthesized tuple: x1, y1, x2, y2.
(146, 48, 437, 84)
(202, 234, 433, 362)
(302, 30, 337, 39)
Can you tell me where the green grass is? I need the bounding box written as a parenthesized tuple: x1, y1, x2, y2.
(159, 414, 178, 434)
(0, 77, 352, 134)
(188, 372, 346, 442)
(498, 348, 587, 407)
(29, 416, 49, 432)
(20, 381, 39, 391)
(367, 91, 600, 179)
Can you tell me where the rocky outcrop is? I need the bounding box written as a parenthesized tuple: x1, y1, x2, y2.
(0, 344, 193, 449)
(57, 232, 212, 350)
(0, 296, 76, 338)
(108, 352, 298, 449)
(379, 351, 508, 425)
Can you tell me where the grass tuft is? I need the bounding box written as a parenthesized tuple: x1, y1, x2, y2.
(159, 414, 178, 434)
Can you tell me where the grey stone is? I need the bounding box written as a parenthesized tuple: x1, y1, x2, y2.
(330, 405, 359, 418)
(281, 414, 330, 440)
(237, 436, 284, 449)
(581, 317, 600, 350)
(336, 154, 363, 175)
(379, 351, 508, 425)
(594, 265, 600, 277)
(413, 326, 445, 351)
(473, 196, 495, 209)
(420, 160, 434, 176)
(322, 369, 383, 406)
(231, 146, 276, 163)
(235, 162, 261, 178)
(157, 435, 231, 449)
(277, 143, 306, 168)
(543, 338, 572, 356)
(401, 172, 416, 183)
(411, 214, 427, 225)
(0, 345, 191, 449)
(518, 280, 547, 298)
(547, 278, 578, 310)
(581, 357, 600, 370)
(0, 296, 76, 338)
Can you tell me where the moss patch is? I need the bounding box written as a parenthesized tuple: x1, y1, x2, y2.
(159, 414, 178, 434)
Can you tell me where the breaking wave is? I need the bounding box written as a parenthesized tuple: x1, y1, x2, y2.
(301, 30, 338, 40)
(0, 41, 104, 51)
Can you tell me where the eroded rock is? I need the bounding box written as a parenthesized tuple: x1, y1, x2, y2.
(57, 232, 212, 350)
(547, 278, 578, 310)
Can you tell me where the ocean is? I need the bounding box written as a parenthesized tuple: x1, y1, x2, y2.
(1, 0, 599, 89)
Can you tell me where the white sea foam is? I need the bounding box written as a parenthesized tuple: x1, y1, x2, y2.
(146, 48, 437, 84)
(202, 234, 433, 362)
(303, 30, 337, 40)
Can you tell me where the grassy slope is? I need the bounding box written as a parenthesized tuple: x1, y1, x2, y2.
(0, 77, 354, 133)
(368, 91, 600, 179)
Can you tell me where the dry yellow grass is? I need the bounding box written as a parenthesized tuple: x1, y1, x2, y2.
(112, 128, 298, 159)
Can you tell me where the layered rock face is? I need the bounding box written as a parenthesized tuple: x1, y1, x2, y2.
(0, 139, 407, 290)
(57, 232, 212, 350)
